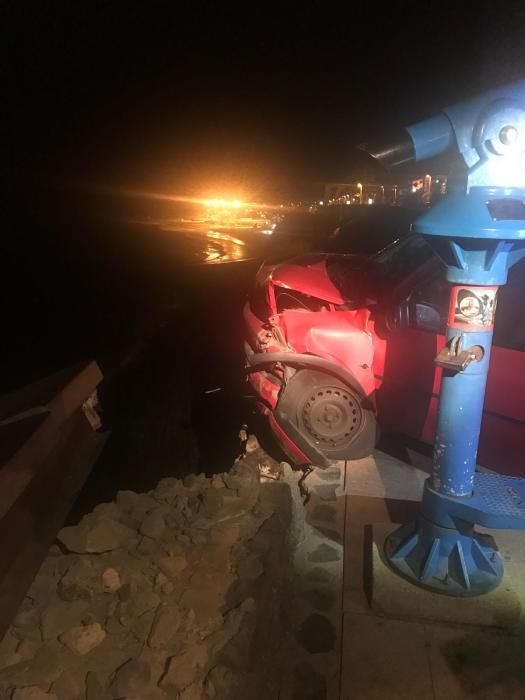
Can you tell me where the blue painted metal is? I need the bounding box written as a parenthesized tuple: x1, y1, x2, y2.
(384, 81, 525, 595)
(432, 326, 494, 497)
(385, 519, 503, 596)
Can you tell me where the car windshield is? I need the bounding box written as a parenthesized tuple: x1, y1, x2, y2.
(374, 233, 435, 281)
(323, 206, 421, 255)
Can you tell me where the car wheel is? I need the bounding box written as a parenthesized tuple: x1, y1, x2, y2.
(279, 369, 377, 462)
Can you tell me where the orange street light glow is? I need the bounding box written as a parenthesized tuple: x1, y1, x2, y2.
(204, 198, 244, 208)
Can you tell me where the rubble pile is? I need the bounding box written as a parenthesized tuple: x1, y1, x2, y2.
(0, 450, 293, 700)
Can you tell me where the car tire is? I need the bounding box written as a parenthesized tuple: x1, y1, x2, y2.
(277, 368, 377, 462)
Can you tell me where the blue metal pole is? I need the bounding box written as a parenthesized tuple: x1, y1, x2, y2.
(432, 325, 494, 499)
(376, 82, 525, 596)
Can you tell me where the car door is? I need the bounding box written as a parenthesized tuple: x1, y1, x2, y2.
(375, 261, 448, 444)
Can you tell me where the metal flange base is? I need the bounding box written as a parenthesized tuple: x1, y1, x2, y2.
(384, 518, 504, 596)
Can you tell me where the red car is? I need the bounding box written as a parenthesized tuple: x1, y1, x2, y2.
(244, 234, 525, 474)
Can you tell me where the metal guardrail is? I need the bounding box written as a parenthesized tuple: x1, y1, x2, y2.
(0, 362, 107, 639)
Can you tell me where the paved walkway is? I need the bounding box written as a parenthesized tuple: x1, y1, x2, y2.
(340, 451, 525, 700)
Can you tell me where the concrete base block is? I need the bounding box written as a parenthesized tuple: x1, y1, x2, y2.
(370, 523, 523, 628)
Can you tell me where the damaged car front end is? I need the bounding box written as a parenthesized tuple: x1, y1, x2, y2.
(244, 254, 380, 467)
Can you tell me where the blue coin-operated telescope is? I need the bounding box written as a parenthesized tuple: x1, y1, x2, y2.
(367, 80, 525, 595)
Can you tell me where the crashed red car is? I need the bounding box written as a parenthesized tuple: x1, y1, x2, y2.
(244, 235, 525, 473)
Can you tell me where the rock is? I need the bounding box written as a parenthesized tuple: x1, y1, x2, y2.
(119, 591, 160, 627)
(160, 539, 185, 557)
(92, 502, 123, 521)
(102, 567, 121, 593)
(148, 604, 183, 649)
(110, 658, 151, 697)
(181, 569, 236, 629)
(237, 552, 264, 581)
(245, 434, 259, 453)
(135, 537, 160, 557)
(161, 600, 251, 692)
(59, 622, 106, 655)
(211, 475, 225, 489)
(58, 558, 99, 601)
(157, 555, 187, 579)
(118, 583, 132, 602)
(153, 478, 186, 503)
(58, 517, 136, 554)
(160, 643, 209, 692)
(152, 571, 167, 588)
(191, 532, 208, 546)
(199, 490, 224, 518)
(178, 680, 206, 700)
(223, 462, 260, 503)
(183, 474, 207, 492)
(85, 671, 105, 700)
(206, 665, 235, 700)
(12, 599, 40, 630)
(0, 629, 21, 666)
(0, 647, 62, 687)
(163, 509, 185, 530)
(16, 638, 42, 661)
(12, 688, 58, 700)
(52, 670, 85, 700)
(57, 582, 90, 602)
(116, 490, 141, 511)
(192, 517, 214, 530)
(140, 511, 166, 539)
(41, 600, 88, 640)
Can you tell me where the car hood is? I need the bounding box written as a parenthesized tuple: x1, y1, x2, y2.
(270, 253, 385, 306)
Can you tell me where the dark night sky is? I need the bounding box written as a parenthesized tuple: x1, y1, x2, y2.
(4, 1, 525, 201)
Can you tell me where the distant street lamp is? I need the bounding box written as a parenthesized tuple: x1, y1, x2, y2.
(357, 182, 363, 204)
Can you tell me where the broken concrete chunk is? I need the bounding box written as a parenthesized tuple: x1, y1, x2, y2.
(58, 558, 99, 601)
(153, 477, 186, 503)
(41, 600, 89, 640)
(0, 630, 22, 669)
(237, 552, 264, 581)
(110, 658, 151, 697)
(178, 680, 206, 700)
(57, 518, 136, 554)
(0, 647, 62, 687)
(12, 599, 40, 630)
(12, 688, 58, 700)
(148, 603, 183, 649)
(199, 489, 224, 518)
(85, 671, 105, 700)
(157, 555, 187, 579)
(245, 434, 259, 453)
(91, 502, 123, 521)
(160, 643, 209, 693)
(119, 590, 160, 627)
(51, 670, 85, 700)
(101, 567, 121, 593)
(59, 622, 106, 656)
(140, 510, 166, 540)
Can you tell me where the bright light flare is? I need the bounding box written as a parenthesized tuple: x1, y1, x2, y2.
(83, 183, 299, 215)
(204, 198, 244, 209)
